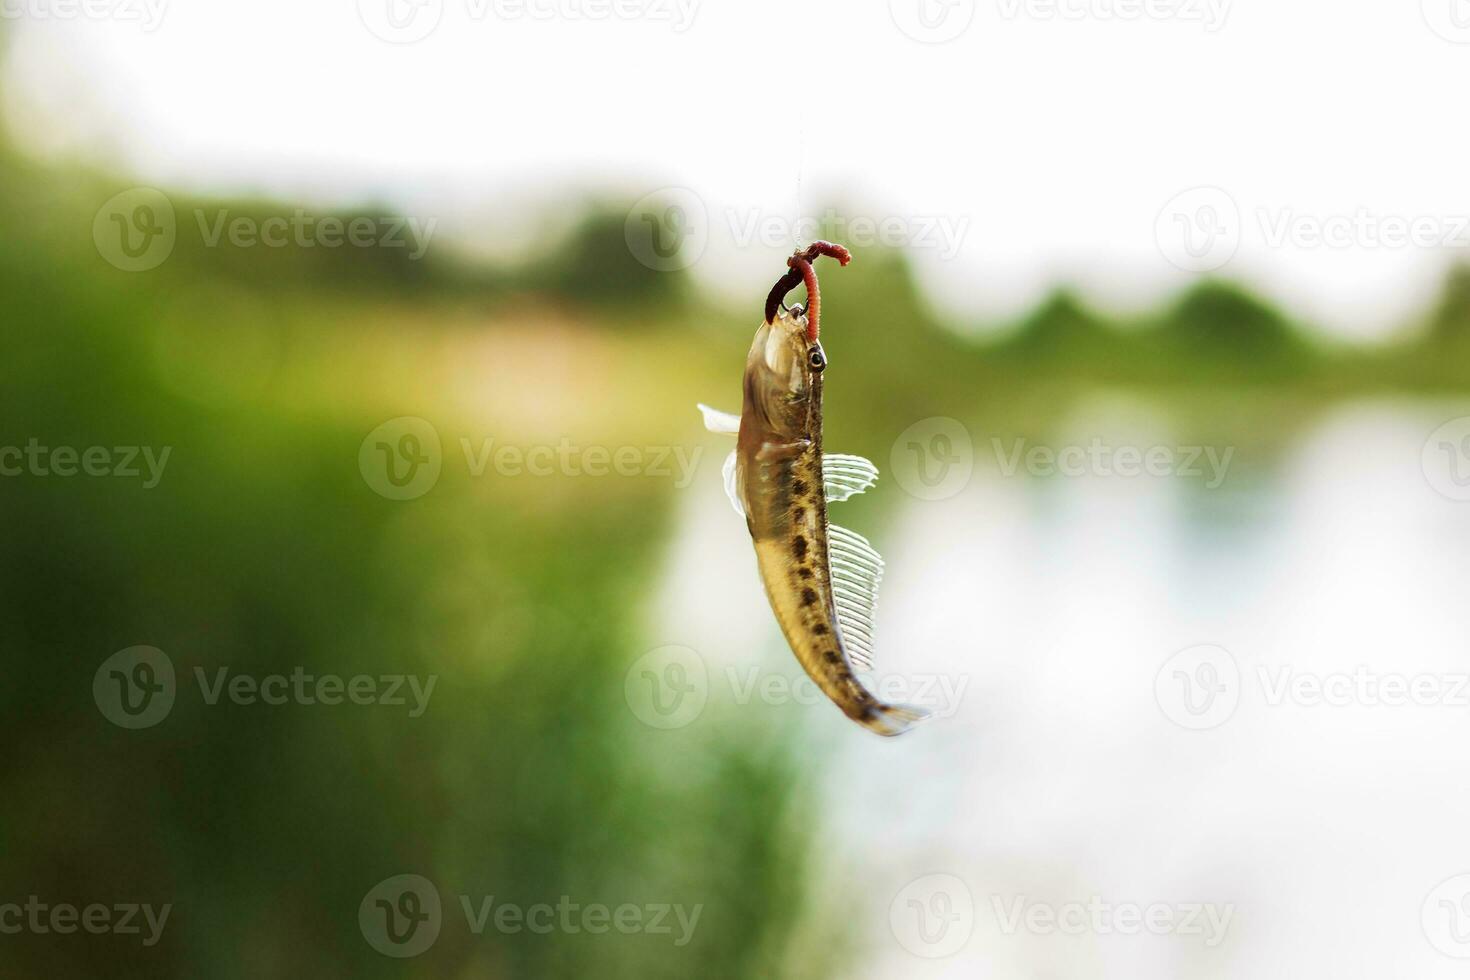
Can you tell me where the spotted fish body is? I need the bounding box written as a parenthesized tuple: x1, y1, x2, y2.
(699, 307, 929, 737)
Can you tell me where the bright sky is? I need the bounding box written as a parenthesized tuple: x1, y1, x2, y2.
(5, 0, 1470, 338)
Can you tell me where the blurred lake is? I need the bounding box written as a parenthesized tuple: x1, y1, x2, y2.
(653, 396, 1470, 978)
(6, 143, 1470, 977)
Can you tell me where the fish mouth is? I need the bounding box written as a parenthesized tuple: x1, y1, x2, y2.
(761, 311, 804, 373)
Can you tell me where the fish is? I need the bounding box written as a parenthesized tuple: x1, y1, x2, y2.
(696, 242, 930, 737)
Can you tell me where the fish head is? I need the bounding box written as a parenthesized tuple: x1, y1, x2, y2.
(742, 306, 826, 436)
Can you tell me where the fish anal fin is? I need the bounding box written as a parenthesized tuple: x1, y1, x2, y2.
(828, 522, 883, 673)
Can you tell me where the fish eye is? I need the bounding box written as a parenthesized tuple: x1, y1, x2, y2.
(808, 347, 826, 372)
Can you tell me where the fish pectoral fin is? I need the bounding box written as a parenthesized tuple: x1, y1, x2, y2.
(828, 522, 884, 673)
(756, 439, 811, 463)
(697, 403, 741, 435)
(823, 453, 879, 502)
(721, 451, 745, 517)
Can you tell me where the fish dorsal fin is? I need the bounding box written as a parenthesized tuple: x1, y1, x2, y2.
(721, 451, 745, 517)
(826, 522, 884, 672)
(823, 454, 878, 502)
(697, 403, 741, 435)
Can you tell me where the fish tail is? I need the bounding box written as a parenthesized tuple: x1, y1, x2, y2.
(856, 701, 932, 737)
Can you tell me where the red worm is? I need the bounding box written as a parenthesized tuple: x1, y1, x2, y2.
(763, 240, 852, 342)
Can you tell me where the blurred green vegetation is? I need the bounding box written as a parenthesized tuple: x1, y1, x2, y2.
(0, 145, 842, 978)
(2, 120, 1469, 979)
